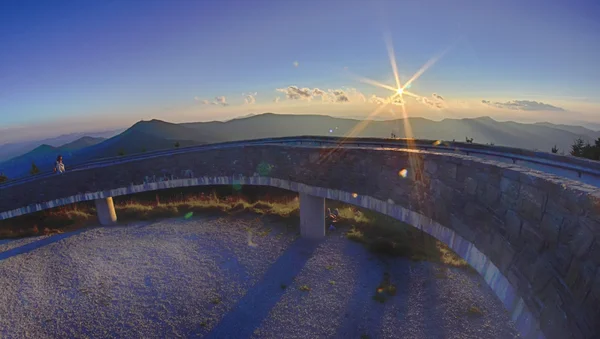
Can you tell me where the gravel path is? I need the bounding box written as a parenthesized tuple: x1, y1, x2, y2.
(0, 215, 519, 339)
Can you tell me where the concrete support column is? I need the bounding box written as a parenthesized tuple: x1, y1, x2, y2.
(95, 197, 117, 226)
(299, 192, 325, 239)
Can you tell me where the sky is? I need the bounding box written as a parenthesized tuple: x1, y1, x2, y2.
(1, 0, 599, 143)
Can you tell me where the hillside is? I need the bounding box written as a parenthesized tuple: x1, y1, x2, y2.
(2, 113, 598, 180)
(0, 136, 106, 177)
(0, 129, 123, 162)
(183, 113, 596, 153)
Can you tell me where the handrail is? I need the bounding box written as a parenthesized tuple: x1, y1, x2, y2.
(1, 136, 599, 189)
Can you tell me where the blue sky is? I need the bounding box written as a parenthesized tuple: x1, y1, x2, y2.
(1, 0, 599, 141)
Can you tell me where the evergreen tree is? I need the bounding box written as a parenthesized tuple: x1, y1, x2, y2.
(174, 142, 180, 148)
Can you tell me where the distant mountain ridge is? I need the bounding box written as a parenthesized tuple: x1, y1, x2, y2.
(1, 113, 598, 179)
(0, 136, 106, 176)
(0, 129, 124, 162)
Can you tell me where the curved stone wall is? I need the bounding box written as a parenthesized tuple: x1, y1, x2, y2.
(0, 145, 599, 339)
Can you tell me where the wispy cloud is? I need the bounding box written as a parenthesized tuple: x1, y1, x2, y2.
(243, 92, 257, 105)
(481, 99, 565, 112)
(417, 93, 446, 109)
(273, 97, 280, 103)
(276, 86, 363, 103)
(215, 96, 228, 106)
(369, 95, 388, 105)
(196, 96, 227, 106)
(276, 86, 313, 100)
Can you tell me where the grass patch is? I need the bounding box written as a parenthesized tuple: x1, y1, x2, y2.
(467, 305, 483, 316)
(0, 188, 472, 274)
(299, 285, 310, 292)
(333, 202, 470, 270)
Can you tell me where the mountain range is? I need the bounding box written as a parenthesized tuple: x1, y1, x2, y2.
(1, 113, 598, 180)
(0, 129, 124, 162)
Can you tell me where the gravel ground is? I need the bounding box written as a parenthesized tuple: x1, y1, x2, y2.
(0, 215, 519, 339)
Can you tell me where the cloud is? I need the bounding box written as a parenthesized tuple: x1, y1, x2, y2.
(276, 86, 358, 103)
(390, 96, 405, 106)
(344, 88, 366, 103)
(273, 97, 280, 103)
(329, 89, 349, 103)
(368, 94, 403, 106)
(417, 93, 447, 109)
(244, 95, 256, 105)
(243, 92, 257, 105)
(481, 99, 565, 112)
(276, 86, 313, 100)
(369, 95, 388, 105)
(312, 88, 329, 101)
(196, 97, 215, 105)
(215, 96, 228, 106)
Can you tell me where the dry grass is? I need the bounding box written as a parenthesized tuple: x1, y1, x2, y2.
(0, 190, 470, 272)
(332, 203, 470, 270)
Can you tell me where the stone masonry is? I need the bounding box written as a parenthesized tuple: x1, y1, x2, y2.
(0, 145, 599, 339)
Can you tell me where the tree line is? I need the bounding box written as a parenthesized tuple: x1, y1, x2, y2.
(553, 137, 600, 161)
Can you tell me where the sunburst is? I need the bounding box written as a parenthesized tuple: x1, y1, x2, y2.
(319, 35, 448, 164)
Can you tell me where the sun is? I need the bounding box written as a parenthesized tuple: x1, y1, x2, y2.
(396, 87, 404, 95)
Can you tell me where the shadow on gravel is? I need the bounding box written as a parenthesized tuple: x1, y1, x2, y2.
(0, 229, 89, 262)
(202, 237, 321, 339)
(421, 265, 448, 339)
(333, 242, 411, 338)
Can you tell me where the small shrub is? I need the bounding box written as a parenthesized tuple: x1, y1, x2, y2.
(299, 285, 310, 292)
(468, 305, 483, 316)
(346, 227, 366, 243)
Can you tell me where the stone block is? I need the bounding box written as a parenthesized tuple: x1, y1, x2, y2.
(540, 213, 562, 247)
(505, 210, 522, 241)
(500, 177, 521, 198)
(464, 176, 478, 195)
(528, 255, 557, 293)
(520, 222, 545, 253)
(588, 241, 600, 266)
(539, 302, 572, 339)
(567, 224, 594, 259)
(424, 159, 438, 175)
(565, 259, 597, 305)
(581, 291, 600, 335)
(518, 184, 548, 221)
(495, 239, 517, 274)
(579, 216, 600, 239)
(550, 243, 573, 278)
(478, 182, 501, 210)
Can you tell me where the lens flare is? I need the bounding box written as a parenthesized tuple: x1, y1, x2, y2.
(352, 193, 358, 198)
(398, 169, 408, 178)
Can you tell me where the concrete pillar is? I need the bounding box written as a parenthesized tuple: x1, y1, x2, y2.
(95, 197, 117, 225)
(299, 192, 325, 239)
